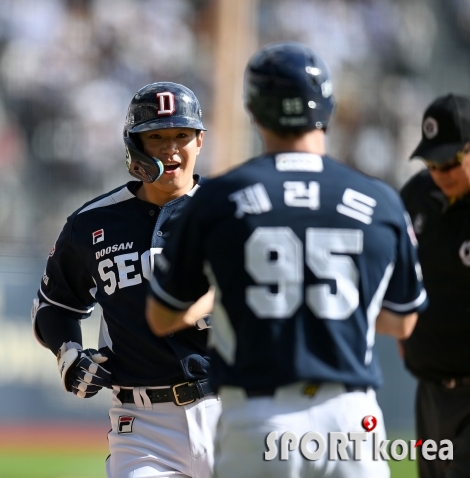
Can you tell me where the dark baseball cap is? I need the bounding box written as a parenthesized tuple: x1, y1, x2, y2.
(410, 94, 470, 163)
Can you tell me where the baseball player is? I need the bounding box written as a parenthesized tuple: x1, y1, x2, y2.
(31, 82, 221, 478)
(146, 43, 428, 478)
(401, 94, 470, 478)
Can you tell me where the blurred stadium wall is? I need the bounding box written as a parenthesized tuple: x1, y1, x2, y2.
(0, 0, 469, 435)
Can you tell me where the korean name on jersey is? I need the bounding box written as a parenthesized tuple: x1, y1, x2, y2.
(151, 153, 427, 392)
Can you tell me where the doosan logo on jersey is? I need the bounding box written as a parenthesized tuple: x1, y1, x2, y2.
(95, 242, 134, 259)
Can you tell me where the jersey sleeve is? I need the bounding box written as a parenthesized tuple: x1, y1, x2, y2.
(381, 190, 427, 314)
(150, 190, 210, 311)
(37, 214, 97, 318)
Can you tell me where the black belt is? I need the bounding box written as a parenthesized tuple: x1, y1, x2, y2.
(117, 380, 214, 406)
(441, 377, 470, 389)
(245, 383, 369, 398)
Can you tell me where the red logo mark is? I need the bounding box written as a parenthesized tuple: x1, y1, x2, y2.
(415, 439, 423, 447)
(361, 415, 377, 432)
(92, 229, 104, 245)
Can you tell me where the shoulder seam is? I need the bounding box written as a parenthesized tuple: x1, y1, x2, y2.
(69, 185, 134, 283)
(77, 186, 135, 215)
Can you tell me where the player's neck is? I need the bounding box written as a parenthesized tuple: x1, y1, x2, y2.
(135, 180, 196, 206)
(259, 127, 326, 156)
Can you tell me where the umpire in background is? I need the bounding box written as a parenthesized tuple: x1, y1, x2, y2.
(401, 93, 470, 478)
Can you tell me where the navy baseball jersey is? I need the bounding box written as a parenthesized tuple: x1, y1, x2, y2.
(35, 178, 210, 387)
(150, 153, 428, 391)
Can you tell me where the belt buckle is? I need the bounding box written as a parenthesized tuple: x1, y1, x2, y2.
(172, 382, 196, 406)
(303, 384, 320, 397)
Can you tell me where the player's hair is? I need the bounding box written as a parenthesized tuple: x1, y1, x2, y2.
(270, 126, 325, 139)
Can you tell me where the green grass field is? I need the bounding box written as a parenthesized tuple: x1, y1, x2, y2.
(0, 451, 418, 478)
(0, 451, 107, 478)
(389, 458, 418, 478)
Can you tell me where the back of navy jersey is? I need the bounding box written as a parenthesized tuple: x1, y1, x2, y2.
(151, 153, 427, 391)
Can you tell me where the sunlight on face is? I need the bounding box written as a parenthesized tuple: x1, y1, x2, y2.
(139, 128, 204, 196)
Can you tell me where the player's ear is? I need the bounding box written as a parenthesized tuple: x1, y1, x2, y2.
(196, 130, 204, 153)
(245, 104, 257, 126)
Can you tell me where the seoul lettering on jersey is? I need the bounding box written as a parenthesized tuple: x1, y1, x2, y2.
(97, 247, 161, 296)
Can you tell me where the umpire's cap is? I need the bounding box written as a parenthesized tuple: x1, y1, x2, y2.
(123, 82, 206, 183)
(244, 42, 334, 133)
(410, 94, 470, 163)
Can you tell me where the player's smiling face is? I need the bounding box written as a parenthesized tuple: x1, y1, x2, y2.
(139, 127, 204, 196)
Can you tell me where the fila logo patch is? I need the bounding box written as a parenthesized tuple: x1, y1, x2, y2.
(92, 229, 104, 245)
(118, 415, 135, 434)
(156, 92, 176, 116)
(228, 183, 272, 219)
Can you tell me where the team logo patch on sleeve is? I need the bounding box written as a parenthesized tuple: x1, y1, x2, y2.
(92, 229, 104, 245)
(42, 272, 49, 286)
(118, 415, 135, 434)
(404, 212, 418, 246)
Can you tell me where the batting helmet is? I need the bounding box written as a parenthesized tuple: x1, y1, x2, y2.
(244, 42, 334, 133)
(123, 82, 206, 183)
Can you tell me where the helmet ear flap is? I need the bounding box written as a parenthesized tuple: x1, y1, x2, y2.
(124, 136, 164, 183)
(129, 132, 143, 151)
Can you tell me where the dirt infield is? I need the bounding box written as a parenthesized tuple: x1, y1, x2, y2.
(0, 422, 110, 452)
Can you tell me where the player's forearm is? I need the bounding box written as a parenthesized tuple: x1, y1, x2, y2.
(36, 306, 82, 354)
(375, 309, 418, 340)
(146, 288, 214, 336)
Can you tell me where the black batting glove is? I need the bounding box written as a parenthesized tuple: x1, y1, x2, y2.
(57, 342, 112, 398)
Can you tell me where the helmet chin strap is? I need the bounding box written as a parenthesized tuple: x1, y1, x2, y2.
(124, 136, 164, 183)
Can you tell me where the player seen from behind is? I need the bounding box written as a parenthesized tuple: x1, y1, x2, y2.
(146, 42, 428, 478)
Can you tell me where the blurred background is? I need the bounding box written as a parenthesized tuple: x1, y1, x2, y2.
(0, 0, 469, 476)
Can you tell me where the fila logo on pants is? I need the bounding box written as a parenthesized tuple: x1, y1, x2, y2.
(118, 416, 135, 434)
